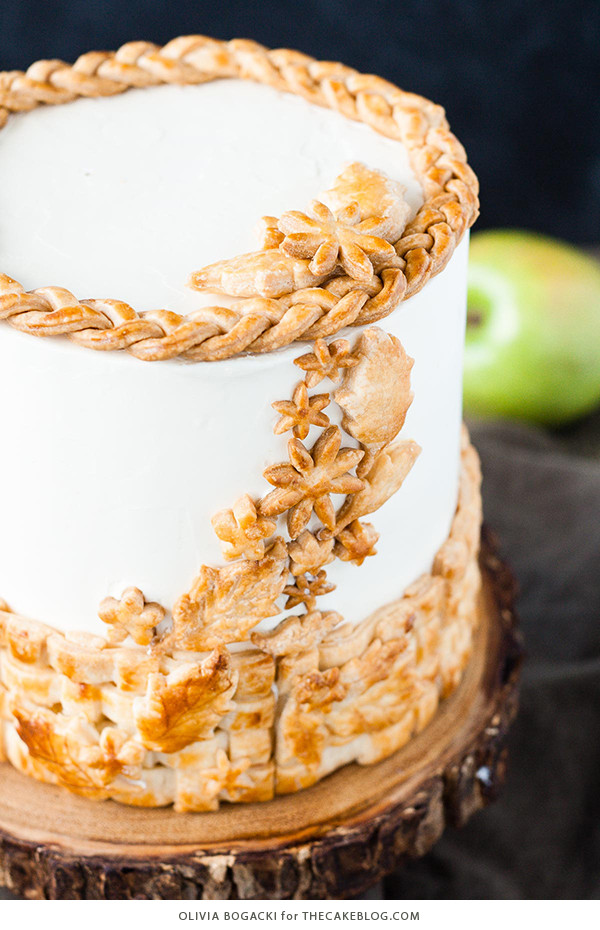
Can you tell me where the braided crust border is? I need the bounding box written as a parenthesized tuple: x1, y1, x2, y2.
(0, 438, 481, 811)
(0, 36, 478, 362)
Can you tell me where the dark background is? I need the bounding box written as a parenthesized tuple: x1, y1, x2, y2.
(1, 0, 599, 242)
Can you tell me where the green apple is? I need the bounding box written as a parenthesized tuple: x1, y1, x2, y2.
(464, 230, 600, 425)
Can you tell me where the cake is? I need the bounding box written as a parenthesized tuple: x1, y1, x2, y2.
(0, 36, 480, 811)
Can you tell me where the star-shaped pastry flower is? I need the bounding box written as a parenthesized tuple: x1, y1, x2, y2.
(272, 381, 330, 440)
(211, 494, 277, 561)
(333, 520, 379, 566)
(284, 570, 336, 610)
(98, 587, 165, 646)
(260, 426, 364, 538)
(278, 199, 401, 285)
(294, 337, 359, 389)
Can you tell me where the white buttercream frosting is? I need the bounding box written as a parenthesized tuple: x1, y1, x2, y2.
(0, 79, 467, 636)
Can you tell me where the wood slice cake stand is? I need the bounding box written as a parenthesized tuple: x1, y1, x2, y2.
(0, 530, 522, 900)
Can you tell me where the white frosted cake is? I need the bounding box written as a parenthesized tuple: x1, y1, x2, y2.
(0, 37, 480, 810)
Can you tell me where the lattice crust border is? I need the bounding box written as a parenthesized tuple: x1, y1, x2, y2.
(0, 36, 479, 362)
(0, 438, 481, 812)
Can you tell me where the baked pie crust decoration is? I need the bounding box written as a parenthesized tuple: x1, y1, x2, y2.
(211, 495, 278, 562)
(0, 37, 478, 362)
(276, 199, 404, 284)
(294, 337, 360, 388)
(260, 426, 365, 539)
(167, 539, 289, 651)
(98, 587, 165, 646)
(334, 328, 414, 448)
(272, 382, 331, 440)
(133, 648, 236, 753)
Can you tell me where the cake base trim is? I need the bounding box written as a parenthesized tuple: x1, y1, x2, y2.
(0, 530, 522, 900)
(0, 438, 481, 811)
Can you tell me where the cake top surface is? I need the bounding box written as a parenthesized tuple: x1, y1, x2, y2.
(0, 37, 479, 361)
(0, 80, 423, 317)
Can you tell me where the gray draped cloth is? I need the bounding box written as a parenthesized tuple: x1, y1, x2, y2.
(386, 420, 600, 900)
(2, 420, 599, 900)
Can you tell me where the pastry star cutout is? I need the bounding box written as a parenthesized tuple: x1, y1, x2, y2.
(278, 200, 402, 285)
(294, 667, 347, 709)
(260, 426, 364, 538)
(211, 494, 277, 561)
(283, 570, 336, 610)
(272, 381, 330, 440)
(294, 337, 359, 389)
